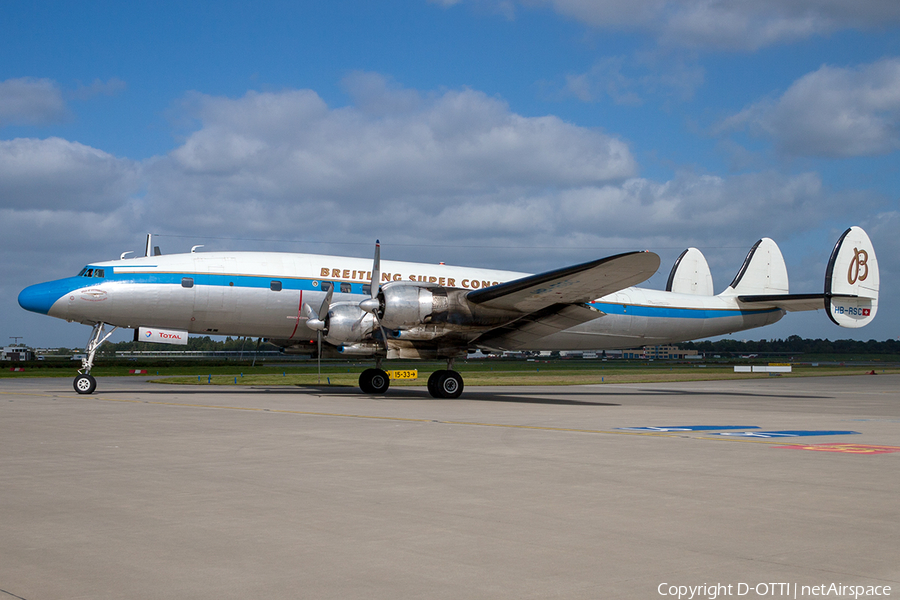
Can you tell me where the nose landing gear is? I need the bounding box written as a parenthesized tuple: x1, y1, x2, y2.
(74, 322, 118, 395)
(74, 373, 97, 394)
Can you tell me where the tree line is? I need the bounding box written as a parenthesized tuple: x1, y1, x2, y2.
(39, 336, 277, 355)
(681, 335, 899, 356)
(41, 335, 899, 357)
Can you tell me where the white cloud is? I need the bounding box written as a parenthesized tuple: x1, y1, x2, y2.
(71, 77, 128, 101)
(554, 171, 831, 242)
(721, 58, 900, 158)
(0, 137, 141, 210)
(6, 78, 854, 265)
(445, 0, 900, 50)
(561, 54, 704, 105)
(3, 76, 893, 346)
(156, 77, 636, 223)
(148, 77, 855, 274)
(0, 77, 67, 126)
(0, 77, 877, 266)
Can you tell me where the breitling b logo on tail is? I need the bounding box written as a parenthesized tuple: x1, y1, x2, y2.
(848, 247, 868, 285)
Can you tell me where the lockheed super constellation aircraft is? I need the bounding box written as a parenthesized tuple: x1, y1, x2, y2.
(19, 227, 878, 398)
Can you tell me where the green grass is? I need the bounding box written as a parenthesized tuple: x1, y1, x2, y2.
(157, 363, 899, 387)
(4, 359, 897, 387)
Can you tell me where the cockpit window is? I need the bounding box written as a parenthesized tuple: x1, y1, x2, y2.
(78, 267, 105, 278)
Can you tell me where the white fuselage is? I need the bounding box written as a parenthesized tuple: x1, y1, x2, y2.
(32, 250, 784, 351)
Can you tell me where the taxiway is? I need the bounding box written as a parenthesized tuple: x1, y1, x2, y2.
(1, 375, 897, 599)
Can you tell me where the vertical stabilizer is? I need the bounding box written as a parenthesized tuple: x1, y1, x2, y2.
(825, 226, 878, 327)
(720, 238, 789, 296)
(666, 248, 714, 295)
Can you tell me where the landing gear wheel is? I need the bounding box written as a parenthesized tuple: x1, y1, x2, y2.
(74, 374, 97, 395)
(430, 370, 464, 399)
(359, 368, 390, 395)
(427, 370, 446, 397)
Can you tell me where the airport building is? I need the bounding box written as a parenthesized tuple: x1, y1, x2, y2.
(1, 346, 34, 361)
(621, 345, 700, 360)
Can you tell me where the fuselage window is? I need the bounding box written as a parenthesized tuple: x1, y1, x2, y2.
(340, 282, 351, 293)
(321, 281, 333, 292)
(270, 280, 282, 292)
(182, 278, 194, 288)
(362, 284, 371, 295)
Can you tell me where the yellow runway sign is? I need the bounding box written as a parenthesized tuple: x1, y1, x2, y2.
(387, 370, 418, 380)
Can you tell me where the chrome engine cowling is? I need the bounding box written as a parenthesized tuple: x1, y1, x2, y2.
(323, 302, 375, 344)
(378, 285, 434, 330)
(378, 284, 515, 333)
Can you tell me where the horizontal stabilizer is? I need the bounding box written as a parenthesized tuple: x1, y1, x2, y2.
(738, 293, 826, 312)
(468, 251, 660, 313)
(666, 248, 714, 296)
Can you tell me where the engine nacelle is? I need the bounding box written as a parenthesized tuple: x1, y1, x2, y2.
(337, 343, 380, 356)
(379, 285, 435, 330)
(379, 284, 515, 331)
(323, 302, 375, 344)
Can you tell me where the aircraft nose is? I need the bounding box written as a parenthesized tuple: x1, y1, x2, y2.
(18, 280, 68, 315)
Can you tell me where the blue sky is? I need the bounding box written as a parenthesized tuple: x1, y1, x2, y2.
(2, 0, 899, 348)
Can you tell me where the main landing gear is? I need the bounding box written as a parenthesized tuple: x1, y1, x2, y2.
(73, 322, 118, 395)
(426, 358, 464, 398)
(359, 367, 390, 394)
(357, 358, 465, 399)
(427, 369, 464, 399)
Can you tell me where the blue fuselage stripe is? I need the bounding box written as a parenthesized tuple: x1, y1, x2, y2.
(588, 302, 780, 320)
(29, 268, 782, 322)
(105, 270, 364, 293)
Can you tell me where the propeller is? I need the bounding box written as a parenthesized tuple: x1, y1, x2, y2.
(359, 240, 389, 352)
(302, 285, 333, 384)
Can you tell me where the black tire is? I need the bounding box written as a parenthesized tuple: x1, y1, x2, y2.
(427, 370, 446, 398)
(435, 371, 464, 399)
(74, 374, 97, 395)
(359, 368, 390, 395)
(359, 369, 374, 393)
(369, 369, 390, 394)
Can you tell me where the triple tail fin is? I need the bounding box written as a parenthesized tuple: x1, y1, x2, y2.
(825, 226, 878, 327)
(728, 226, 879, 329)
(666, 248, 714, 296)
(719, 238, 789, 296)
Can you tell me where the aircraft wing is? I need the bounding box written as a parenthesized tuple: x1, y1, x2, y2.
(473, 303, 603, 350)
(467, 251, 660, 313)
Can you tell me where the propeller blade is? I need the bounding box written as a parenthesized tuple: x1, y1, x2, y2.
(355, 239, 389, 352)
(371, 240, 380, 299)
(319, 285, 334, 318)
